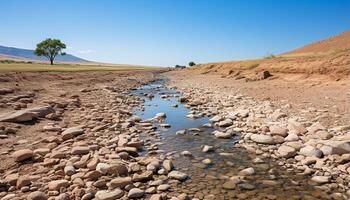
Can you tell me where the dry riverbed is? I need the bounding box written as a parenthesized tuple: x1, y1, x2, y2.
(1, 69, 350, 200)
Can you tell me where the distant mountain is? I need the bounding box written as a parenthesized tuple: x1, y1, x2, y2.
(0, 45, 90, 63)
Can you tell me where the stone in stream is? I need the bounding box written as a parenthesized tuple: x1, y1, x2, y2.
(168, 171, 188, 181)
(214, 130, 232, 139)
(217, 119, 233, 127)
(163, 160, 174, 171)
(95, 189, 124, 200)
(181, 151, 192, 157)
(157, 184, 171, 191)
(202, 158, 212, 164)
(155, 112, 166, 118)
(209, 115, 223, 122)
(12, 149, 33, 162)
(202, 145, 214, 153)
(176, 130, 186, 135)
(238, 167, 255, 176)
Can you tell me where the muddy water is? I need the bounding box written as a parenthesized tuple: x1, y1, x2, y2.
(132, 80, 330, 200)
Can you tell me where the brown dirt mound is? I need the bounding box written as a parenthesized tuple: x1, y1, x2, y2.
(284, 30, 350, 55)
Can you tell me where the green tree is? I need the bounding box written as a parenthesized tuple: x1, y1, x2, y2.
(188, 61, 196, 66)
(34, 38, 66, 65)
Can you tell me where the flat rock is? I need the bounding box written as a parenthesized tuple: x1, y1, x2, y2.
(48, 179, 69, 191)
(214, 131, 232, 139)
(128, 188, 144, 198)
(168, 171, 188, 181)
(27, 191, 47, 200)
(0, 105, 54, 122)
(12, 149, 33, 162)
(277, 145, 297, 158)
(71, 146, 90, 155)
(311, 176, 330, 184)
(95, 189, 124, 200)
(250, 134, 276, 144)
(110, 177, 132, 188)
(61, 127, 84, 140)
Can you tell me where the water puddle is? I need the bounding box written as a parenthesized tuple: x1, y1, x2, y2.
(131, 80, 330, 200)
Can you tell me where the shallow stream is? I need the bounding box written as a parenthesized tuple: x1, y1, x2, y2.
(132, 80, 330, 200)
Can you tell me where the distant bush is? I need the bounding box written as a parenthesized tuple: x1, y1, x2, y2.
(264, 53, 276, 59)
(175, 65, 186, 69)
(188, 61, 196, 66)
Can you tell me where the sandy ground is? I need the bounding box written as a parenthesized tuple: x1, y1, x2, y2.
(166, 71, 350, 128)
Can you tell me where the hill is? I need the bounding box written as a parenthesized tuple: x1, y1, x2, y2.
(0, 45, 89, 63)
(284, 30, 350, 55)
(186, 30, 350, 79)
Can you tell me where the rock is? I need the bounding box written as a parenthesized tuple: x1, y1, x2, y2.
(61, 127, 84, 140)
(0, 88, 14, 95)
(95, 189, 124, 200)
(250, 134, 276, 144)
(16, 176, 31, 188)
(270, 109, 287, 121)
(48, 179, 69, 191)
(115, 147, 138, 157)
(155, 113, 166, 119)
(71, 146, 90, 155)
(202, 159, 212, 164)
(209, 115, 222, 122)
(110, 177, 132, 188)
(239, 167, 255, 176)
(299, 146, 323, 158)
(217, 119, 233, 127)
(311, 176, 330, 184)
(307, 122, 325, 134)
(96, 163, 110, 175)
(168, 171, 188, 181)
(110, 163, 128, 176)
(223, 181, 237, 190)
(157, 184, 170, 191)
(321, 140, 350, 155)
(288, 120, 307, 135)
(163, 160, 174, 171)
(64, 165, 75, 176)
(259, 70, 272, 79)
(202, 145, 214, 153)
(27, 191, 47, 200)
(318, 131, 333, 140)
(181, 151, 192, 157)
(128, 188, 144, 198)
(133, 171, 153, 182)
(12, 149, 33, 162)
(269, 125, 288, 137)
(277, 145, 296, 158)
(149, 194, 162, 200)
(214, 131, 232, 139)
(285, 133, 299, 142)
(0, 105, 54, 122)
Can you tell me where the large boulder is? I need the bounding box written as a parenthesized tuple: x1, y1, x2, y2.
(0, 105, 54, 122)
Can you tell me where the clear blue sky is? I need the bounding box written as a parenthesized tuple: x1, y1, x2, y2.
(0, 0, 349, 66)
